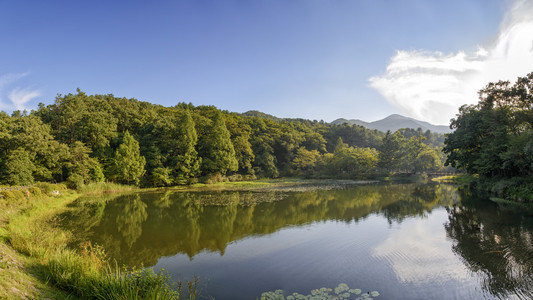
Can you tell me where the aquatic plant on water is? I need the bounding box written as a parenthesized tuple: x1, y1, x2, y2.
(260, 283, 380, 300)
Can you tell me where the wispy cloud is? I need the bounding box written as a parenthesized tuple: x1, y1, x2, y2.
(8, 87, 41, 111)
(369, 0, 533, 125)
(0, 72, 40, 111)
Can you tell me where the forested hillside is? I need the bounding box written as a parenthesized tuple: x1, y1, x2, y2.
(0, 90, 445, 188)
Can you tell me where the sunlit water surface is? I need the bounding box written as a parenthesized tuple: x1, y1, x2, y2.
(62, 183, 533, 299)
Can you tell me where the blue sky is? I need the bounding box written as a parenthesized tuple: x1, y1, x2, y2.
(2, 0, 531, 125)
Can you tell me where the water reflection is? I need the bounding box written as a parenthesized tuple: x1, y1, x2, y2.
(62, 183, 455, 267)
(60, 183, 533, 299)
(373, 210, 470, 284)
(445, 190, 533, 299)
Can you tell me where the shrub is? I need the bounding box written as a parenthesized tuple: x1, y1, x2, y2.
(1, 190, 15, 201)
(29, 187, 42, 196)
(0, 190, 26, 205)
(187, 178, 199, 185)
(243, 174, 257, 181)
(34, 182, 68, 196)
(66, 174, 85, 190)
(201, 173, 224, 184)
(227, 174, 243, 182)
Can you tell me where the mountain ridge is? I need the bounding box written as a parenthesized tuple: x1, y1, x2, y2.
(331, 114, 452, 134)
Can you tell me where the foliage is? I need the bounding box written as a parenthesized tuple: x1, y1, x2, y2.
(1, 187, 195, 299)
(198, 111, 238, 175)
(46, 248, 182, 300)
(2, 149, 35, 186)
(0, 91, 448, 188)
(113, 131, 146, 185)
(444, 72, 533, 201)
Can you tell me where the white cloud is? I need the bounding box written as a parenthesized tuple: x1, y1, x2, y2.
(0, 72, 40, 111)
(8, 87, 41, 111)
(369, 0, 533, 125)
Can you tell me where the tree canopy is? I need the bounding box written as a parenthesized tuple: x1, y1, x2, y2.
(443, 72, 533, 202)
(0, 90, 446, 187)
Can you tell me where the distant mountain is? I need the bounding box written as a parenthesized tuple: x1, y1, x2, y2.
(331, 114, 452, 134)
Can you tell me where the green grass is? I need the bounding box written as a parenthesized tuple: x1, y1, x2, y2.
(1, 184, 195, 299)
(77, 181, 139, 194)
(46, 246, 184, 299)
(0, 191, 77, 299)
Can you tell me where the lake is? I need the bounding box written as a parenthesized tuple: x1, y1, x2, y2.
(61, 182, 533, 299)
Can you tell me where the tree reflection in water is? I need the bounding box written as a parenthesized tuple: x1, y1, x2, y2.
(445, 189, 533, 299)
(61, 183, 455, 267)
(60, 183, 533, 298)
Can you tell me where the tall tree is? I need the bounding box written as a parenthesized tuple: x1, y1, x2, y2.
(378, 131, 405, 173)
(2, 149, 35, 186)
(199, 111, 238, 175)
(444, 72, 533, 177)
(113, 131, 146, 185)
(173, 109, 201, 181)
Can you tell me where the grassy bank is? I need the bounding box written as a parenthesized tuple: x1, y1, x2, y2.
(0, 182, 192, 299)
(1, 178, 382, 298)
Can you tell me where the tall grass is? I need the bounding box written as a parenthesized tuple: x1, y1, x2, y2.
(46, 246, 185, 300)
(76, 182, 137, 194)
(5, 189, 196, 299)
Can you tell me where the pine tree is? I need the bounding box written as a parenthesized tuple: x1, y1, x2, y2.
(174, 110, 200, 181)
(200, 112, 238, 175)
(113, 131, 146, 185)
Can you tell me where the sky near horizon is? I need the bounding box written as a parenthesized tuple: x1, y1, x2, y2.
(1, 0, 532, 125)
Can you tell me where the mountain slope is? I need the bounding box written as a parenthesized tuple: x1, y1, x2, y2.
(331, 114, 452, 134)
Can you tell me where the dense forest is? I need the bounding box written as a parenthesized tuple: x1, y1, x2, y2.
(0, 90, 446, 188)
(444, 72, 533, 202)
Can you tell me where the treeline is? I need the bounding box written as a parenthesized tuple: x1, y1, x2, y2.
(444, 72, 533, 202)
(0, 90, 445, 188)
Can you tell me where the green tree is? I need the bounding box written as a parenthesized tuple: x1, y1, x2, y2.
(173, 110, 200, 181)
(330, 146, 379, 177)
(199, 112, 238, 175)
(151, 167, 173, 187)
(66, 141, 102, 188)
(378, 131, 405, 173)
(444, 72, 533, 178)
(334, 137, 347, 153)
(2, 149, 35, 185)
(291, 147, 320, 175)
(413, 146, 442, 172)
(113, 131, 146, 185)
(225, 115, 255, 174)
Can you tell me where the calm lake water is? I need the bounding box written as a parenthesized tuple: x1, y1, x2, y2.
(61, 183, 533, 299)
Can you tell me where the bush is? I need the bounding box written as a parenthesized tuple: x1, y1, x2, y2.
(1, 190, 16, 201)
(201, 173, 225, 184)
(0, 190, 26, 205)
(29, 187, 42, 196)
(187, 178, 199, 185)
(66, 174, 85, 190)
(35, 182, 67, 195)
(243, 174, 257, 181)
(227, 174, 243, 182)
